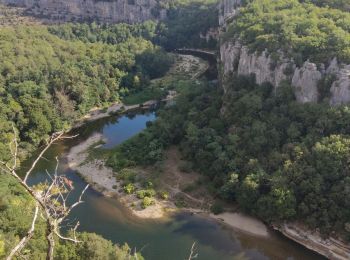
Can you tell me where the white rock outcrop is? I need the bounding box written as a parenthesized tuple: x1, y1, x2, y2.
(330, 65, 350, 105)
(292, 62, 322, 103)
(0, 0, 165, 23)
(220, 40, 350, 105)
(219, 0, 242, 26)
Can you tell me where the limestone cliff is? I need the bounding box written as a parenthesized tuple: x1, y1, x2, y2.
(0, 0, 167, 23)
(219, 1, 350, 106)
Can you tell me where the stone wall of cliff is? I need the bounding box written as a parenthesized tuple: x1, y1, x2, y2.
(0, 0, 167, 23)
(219, 0, 350, 106)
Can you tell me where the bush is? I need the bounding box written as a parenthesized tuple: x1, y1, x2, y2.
(210, 202, 224, 215)
(174, 196, 186, 208)
(117, 169, 137, 183)
(158, 191, 169, 200)
(141, 196, 155, 209)
(123, 183, 135, 194)
(143, 181, 154, 189)
(136, 189, 156, 199)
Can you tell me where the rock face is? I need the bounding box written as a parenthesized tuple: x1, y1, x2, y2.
(291, 62, 321, 103)
(0, 0, 166, 23)
(219, 1, 350, 106)
(218, 0, 242, 26)
(330, 65, 350, 105)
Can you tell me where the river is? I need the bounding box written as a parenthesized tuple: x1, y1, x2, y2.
(21, 109, 325, 260)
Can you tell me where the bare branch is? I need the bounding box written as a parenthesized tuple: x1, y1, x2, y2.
(6, 203, 39, 260)
(187, 242, 198, 260)
(23, 132, 64, 183)
(4, 128, 86, 260)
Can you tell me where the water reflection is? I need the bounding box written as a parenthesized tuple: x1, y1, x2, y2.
(20, 111, 324, 260)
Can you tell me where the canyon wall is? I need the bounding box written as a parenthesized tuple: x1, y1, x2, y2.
(219, 1, 350, 106)
(0, 0, 166, 23)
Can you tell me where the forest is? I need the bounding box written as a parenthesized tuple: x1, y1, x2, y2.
(0, 23, 173, 163)
(0, 1, 219, 257)
(1, 0, 350, 258)
(108, 75, 350, 239)
(224, 0, 350, 64)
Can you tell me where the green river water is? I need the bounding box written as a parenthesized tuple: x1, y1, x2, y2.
(21, 110, 326, 260)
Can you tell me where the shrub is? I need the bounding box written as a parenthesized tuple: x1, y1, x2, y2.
(136, 189, 156, 199)
(123, 183, 135, 194)
(141, 196, 155, 209)
(158, 191, 169, 200)
(174, 197, 186, 208)
(117, 169, 137, 183)
(143, 181, 153, 189)
(210, 202, 224, 215)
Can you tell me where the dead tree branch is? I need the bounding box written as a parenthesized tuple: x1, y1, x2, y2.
(6, 203, 39, 260)
(187, 242, 198, 260)
(1, 127, 86, 260)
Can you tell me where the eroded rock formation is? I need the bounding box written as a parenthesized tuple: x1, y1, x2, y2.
(219, 1, 350, 106)
(0, 0, 166, 23)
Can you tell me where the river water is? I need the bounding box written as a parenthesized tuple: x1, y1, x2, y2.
(21, 110, 326, 260)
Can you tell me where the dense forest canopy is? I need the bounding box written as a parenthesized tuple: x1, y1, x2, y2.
(0, 1, 220, 257)
(1, 0, 350, 258)
(108, 76, 350, 239)
(0, 23, 173, 162)
(225, 0, 350, 64)
(155, 0, 219, 50)
(302, 0, 350, 10)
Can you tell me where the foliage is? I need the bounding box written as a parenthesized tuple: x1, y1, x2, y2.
(136, 49, 175, 80)
(141, 197, 155, 209)
(225, 0, 350, 63)
(116, 169, 137, 183)
(302, 0, 350, 10)
(155, 0, 219, 50)
(112, 77, 350, 238)
(0, 23, 173, 162)
(0, 174, 142, 259)
(158, 191, 169, 200)
(123, 183, 135, 194)
(49, 21, 157, 44)
(136, 189, 156, 199)
(122, 87, 165, 105)
(210, 202, 224, 215)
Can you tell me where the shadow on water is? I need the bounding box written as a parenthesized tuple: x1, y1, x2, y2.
(19, 108, 325, 260)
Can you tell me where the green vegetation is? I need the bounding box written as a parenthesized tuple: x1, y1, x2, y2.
(302, 0, 350, 10)
(225, 0, 350, 64)
(210, 202, 224, 215)
(156, 0, 219, 50)
(0, 23, 173, 162)
(109, 77, 350, 238)
(158, 191, 169, 200)
(123, 183, 136, 194)
(141, 197, 155, 209)
(136, 189, 156, 199)
(0, 174, 143, 259)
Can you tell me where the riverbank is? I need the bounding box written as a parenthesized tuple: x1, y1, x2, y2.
(71, 53, 207, 130)
(72, 101, 157, 129)
(66, 133, 177, 219)
(274, 223, 350, 260)
(66, 132, 270, 237)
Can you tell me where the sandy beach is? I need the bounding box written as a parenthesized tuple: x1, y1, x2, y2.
(66, 133, 176, 219)
(209, 212, 269, 237)
(66, 133, 270, 236)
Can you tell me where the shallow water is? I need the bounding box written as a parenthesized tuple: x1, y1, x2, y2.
(22, 111, 325, 260)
